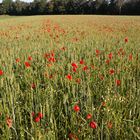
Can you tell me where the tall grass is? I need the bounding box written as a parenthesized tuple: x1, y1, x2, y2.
(0, 16, 140, 140)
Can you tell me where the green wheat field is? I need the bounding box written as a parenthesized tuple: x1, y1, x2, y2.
(0, 15, 140, 140)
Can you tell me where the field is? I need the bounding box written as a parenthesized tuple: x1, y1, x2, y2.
(0, 15, 140, 140)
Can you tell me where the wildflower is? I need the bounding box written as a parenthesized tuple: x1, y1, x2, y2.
(34, 117, 40, 122)
(75, 78, 81, 84)
(6, 117, 12, 128)
(38, 112, 43, 119)
(125, 37, 128, 43)
(122, 51, 125, 56)
(73, 67, 77, 72)
(102, 102, 106, 107)
(48, 57, 56, 62)
(66, 74, 72, 80)
(73, 105, 80, 112)
(49, 74, 53, 79)
(28, 56, 32, 61)
(108, 53, 113, 60)
(96, 49, 100, 56)
(106, 59, 110, 65)
(31, 112, 35, 117)
(86, 114, 92, 120)
(51, 52, 55, 57)
(31, 83, 36, 89)
(119, 48, 123, 52)
(116, 79, 121, 86)
(0, 70, 3, 76)
(68, 133, 79, 140)
(91, 65, 94, 69)
(80, 59, 84, 65)
(47, 63, 52, 67)
(129, 54, 133, 61)
(83, 66, 88, 71)
(25, 62, 30, 68)
(72, 62, 78, 68)
(107, 122, 113, 129)
(109, 69, 115, 75)
(89, 121, 97, 129)
(68, 133, 74, 139)
(99, 74, 104, 80)
(16, 58, 20, 63)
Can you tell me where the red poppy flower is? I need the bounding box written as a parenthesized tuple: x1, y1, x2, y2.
(99, 74, 104, 80)
(49, 74, 53, 79)
(51, 52, 55, 57)
(91, 65, 94, 69)
(6, 117, 12, 128)
(83, 66, 88, 71)
(80, 59, 84, 65)
(72, 62, 78, 68)
(122, 51, 125, 56)
(68, 133, 79, 140)
(34, 117, 40, 122)
(25, 62, 30, 68)
(31, 83, 36, 89)
(96, 49, 100, 56)
(16, 58, 20, 63)
(73, 67, 77, 72)
(73, 105, 80, 112)
(38, 112, 43, 119)
(116, 79, 121, 86)
(0, 70, 3, 76)
(66, 74, 72, 80)
(86, 114, 92, 120)
(129, 54, 133, 61)
(47, 28, 51, 33)
(48, 57, 56, 62)
(119, 48, 123, 52)
(109, 69, 115, 75)
(68, 133, 74, 139)
(31, 112, 35, 117)
(107, 122, 113, 129)
(89, 121, 97, 129)
(108, 53, 113, 60)
(106, 59, 110, 65)
(28, 56, 32, 61)
(125, 37, 128, 43)
(75, 78, 81, 84)
(102, 102, 106, 107)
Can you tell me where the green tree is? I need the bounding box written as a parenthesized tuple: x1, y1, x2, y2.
(38, 0, 47, 14)
(116, 0, 125, 14)
(11, 0, 27, 15)
(2, 0, 12, 14)
(108, 0, 117, 14)
(46, 1, 54, 14)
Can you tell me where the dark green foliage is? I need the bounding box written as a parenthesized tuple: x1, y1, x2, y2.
(0, 0, 12, 14)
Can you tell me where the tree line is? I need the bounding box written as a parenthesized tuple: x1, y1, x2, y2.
(0, 0, 140, 15)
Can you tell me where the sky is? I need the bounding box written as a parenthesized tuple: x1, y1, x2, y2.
(0, 0, 33, 3)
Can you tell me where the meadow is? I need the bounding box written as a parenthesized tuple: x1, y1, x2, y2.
(0, 15, 140, 140)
